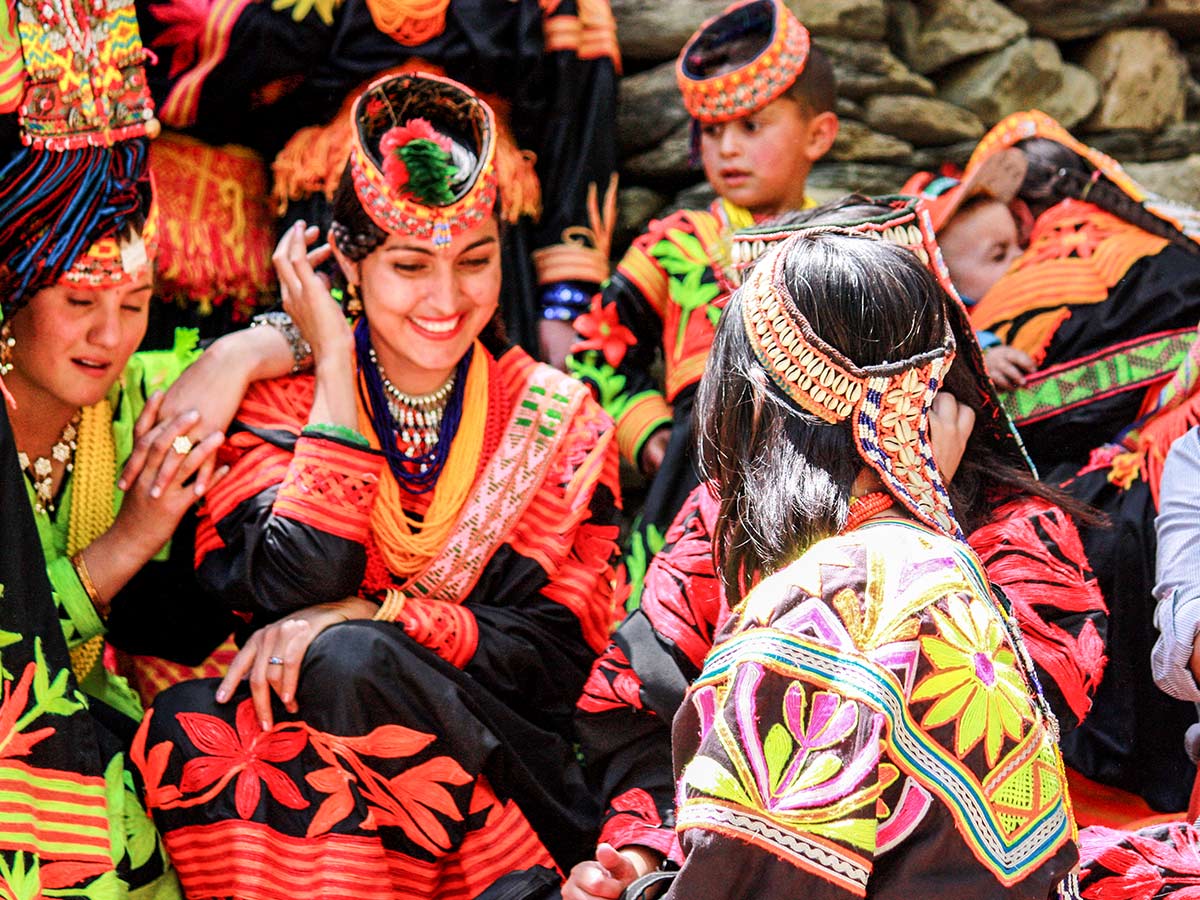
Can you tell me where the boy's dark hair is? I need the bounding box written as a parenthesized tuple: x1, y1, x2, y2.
(787, 45, 835, 116)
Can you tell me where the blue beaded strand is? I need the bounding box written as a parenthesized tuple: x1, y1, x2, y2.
(354, 317, 470, 494)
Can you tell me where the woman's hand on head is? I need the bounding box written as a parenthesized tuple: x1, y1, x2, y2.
(563, 844, 661, 900)
(214, 597, 378, 730)
(929, 392, 976, 483)
(984, 345, 1036, 391)
(274, 221, 350, 366)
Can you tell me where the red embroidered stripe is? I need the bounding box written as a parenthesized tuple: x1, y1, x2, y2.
(274, 436, 382, 543)
(165, 798, 555, 900)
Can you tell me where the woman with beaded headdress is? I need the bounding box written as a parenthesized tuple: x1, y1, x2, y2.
(567, 197, 1106, 900)
(136, 71, 622, 899)
(907, 111, 1200, 814)
(0, 1, 313, 895)
(634, 227, 1081, 898)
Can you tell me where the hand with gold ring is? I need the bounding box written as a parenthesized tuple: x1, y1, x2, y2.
(78, 411, 231, 609)
(119, 405, 221, 500)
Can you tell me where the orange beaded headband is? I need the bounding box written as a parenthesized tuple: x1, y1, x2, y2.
(740, 229, 963, 538)
(348, 72, 499, 247)
(676, 0, 810, 124)
(61, 200, 159, 287)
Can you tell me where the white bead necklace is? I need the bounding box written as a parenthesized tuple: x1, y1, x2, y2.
(368, 347, 456, 458)
(17, 413, 80, 515)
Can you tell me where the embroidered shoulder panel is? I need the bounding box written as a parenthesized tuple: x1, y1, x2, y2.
(680, 523, 1074, 889)
(401, 356, 589, 603)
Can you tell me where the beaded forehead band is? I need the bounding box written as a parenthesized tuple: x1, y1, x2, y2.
(61, 199, 159, 287)
(741, 230, 964, 538)
(732, 198, 1035, 477)
(676, 0, 810, 124)
(348, 72, 499, 249)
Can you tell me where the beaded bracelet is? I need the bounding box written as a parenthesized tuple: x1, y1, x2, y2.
(251, 310, 313, 374)
(71, 551, 107, 619)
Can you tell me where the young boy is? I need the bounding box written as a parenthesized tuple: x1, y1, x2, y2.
(567, 0, 838, 605)
(904, 150, 1037, 390)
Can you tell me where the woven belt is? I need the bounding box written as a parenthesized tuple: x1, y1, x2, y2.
(1000, 328, 1196, 427)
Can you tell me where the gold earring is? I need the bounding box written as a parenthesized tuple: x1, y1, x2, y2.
(346, 282, 363, 317)
(0, 321, 13, 376)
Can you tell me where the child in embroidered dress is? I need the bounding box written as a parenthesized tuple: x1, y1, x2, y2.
(567, 0, 838, 607)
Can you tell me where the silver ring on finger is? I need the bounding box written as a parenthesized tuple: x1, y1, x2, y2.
(267, 656, 285, 666)
(172, 435, 194, 456)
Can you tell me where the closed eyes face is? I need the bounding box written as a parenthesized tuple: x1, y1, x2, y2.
(350, 217, 502, 395)
(7, 272, 153, 411)
(937, 199, 1022, 304)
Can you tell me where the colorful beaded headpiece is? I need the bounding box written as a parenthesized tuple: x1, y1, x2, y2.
(740, 228, 964, 539)
(966, 110, 1200, 243)
(730, 196, 1035, 477)
(676, 0, 810, 124)
(0, 0, 158, 313)
(61, 198, 159, 287)
(348, 72, 498, 248)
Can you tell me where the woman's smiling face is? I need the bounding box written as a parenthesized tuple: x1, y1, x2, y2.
(349, 217, 502, 394)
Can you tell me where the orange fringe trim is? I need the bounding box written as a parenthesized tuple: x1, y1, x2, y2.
(150, 130, 275, 319)
(365, 0, 450, 46)
(271, 61, 541, 224)
(531, 173, 617, 285)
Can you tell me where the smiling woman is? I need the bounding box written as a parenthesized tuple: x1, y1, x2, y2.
(138, 72, 622, 900)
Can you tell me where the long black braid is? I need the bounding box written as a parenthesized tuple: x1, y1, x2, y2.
(1017, 138, 1199, 256)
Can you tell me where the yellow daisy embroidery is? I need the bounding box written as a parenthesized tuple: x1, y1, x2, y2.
(911, 594, 1034, 767)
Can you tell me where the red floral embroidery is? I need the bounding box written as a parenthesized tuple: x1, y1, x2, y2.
(177, 700, 308, 819)
(572, 296, 637, 369)
(579, 644, 645, 714)
(0, 662, 55, 760)
(641, 490, 724, 671)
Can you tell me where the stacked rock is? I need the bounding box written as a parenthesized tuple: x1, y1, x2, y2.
(611, 0, 1200, 252)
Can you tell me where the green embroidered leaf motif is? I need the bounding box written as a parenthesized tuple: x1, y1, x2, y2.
(0, 625, 21, 681)
(655, 231, 707, 276)
(706, 304, 723, 328)
(122, 769, 158, 870)
(789, 752, 842, 793)
(624, 524, 666, 612)
(764, 723, 794, 793)
(806, 815, 878, 852)
(566, 352, 630, 418)
(672, 268, 721, 354)
(683, 756, 753, 808)
(0, 851, 42, 900)
(32, 638, 51, 703)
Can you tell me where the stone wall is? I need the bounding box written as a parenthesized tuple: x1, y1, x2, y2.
(610, 0, 1200, 252)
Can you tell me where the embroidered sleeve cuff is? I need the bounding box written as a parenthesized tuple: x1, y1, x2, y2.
(601, 817, 680, 860)
(48, 555, 106, 647)
(533, 241, 610, 287)
(395, 599, 479, 669)
(616, 393, 672, 466)
(274, 434, 383, 544)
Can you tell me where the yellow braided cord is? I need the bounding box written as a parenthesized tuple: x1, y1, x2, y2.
(67, 400, 116, 682)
